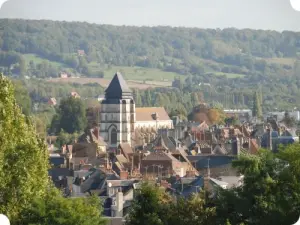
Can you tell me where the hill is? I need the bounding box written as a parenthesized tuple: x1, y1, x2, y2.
(1, 19, 300, 81)
(2, 19, 300, 111)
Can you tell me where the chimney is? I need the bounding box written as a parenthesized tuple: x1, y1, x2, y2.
(231, 137, 240, 155)
(62, 145, 67, 155)
(115, 188, 123, 217)
(120, 171, 128, 180)
(267, 128, 272, 151)
(186, 170, 195, 178)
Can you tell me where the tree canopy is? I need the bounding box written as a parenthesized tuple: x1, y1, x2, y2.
(214, 148, 300, 225)
(50, 96, 87, 134)
(21, 188, 106, 225)
(0, 74, 49, 222)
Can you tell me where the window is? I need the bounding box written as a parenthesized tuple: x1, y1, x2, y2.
(111, 128, 117, 145)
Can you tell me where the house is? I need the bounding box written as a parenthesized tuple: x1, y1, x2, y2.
(187, 155, 237, 177)
(224, 109, 252, 122)
(140, 151, 186, 178)
(60, 72, 68, 78)
(266, 111, 300, 121)
(207, 175, 244, 196)
(77, 50, 85, 56)
(170, 176, 204, 198)
(135, 107, 173, 130)
(48, 97, 57, 106)
(71, 91, 80, 98)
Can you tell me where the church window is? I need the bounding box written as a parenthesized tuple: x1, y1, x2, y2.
(110, 128, 117, 145)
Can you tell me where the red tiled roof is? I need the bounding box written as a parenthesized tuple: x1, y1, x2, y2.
(119, 143, 133, 160)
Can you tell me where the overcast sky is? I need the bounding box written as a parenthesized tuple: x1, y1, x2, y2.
(0, 0, 299, 31)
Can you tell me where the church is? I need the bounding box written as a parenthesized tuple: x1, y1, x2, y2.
(100, 72, 173, 148)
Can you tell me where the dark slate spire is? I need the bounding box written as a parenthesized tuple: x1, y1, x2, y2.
(105, 72, 132, 99)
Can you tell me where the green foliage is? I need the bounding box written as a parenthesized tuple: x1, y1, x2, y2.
(214, 148, 300, 225)
(126, 184, 215, 225)
(0, 74, 49, 222)
(51, 96, 87, 134)
(21, 188, 106, 225)
(126, 183, 171, 225)
(55, 130, 80, 147)
(133, 89, 142, 107)
(12, 80, 32, 115)
(252, 91, 262, 119)
(168, 193, 216, 225)
(281, 111, 296, 128)
(2, 19, 300, 109)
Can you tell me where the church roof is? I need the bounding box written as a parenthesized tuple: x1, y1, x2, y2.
(105, 72, 132, 99)
(135, 107, 171, 121)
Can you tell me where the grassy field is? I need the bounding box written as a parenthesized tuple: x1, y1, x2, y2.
(264, 57, 296, 66)
(88, 62, 179, 81)
(23, 54, 65, 68)
(23, 54, 248, 84)
(48, 77, 171, 89)
(212, 72, 245, 78)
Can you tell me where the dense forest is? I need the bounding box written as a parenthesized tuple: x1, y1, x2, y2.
(1, 19, 300, 117)
(1, 19, 300, 77)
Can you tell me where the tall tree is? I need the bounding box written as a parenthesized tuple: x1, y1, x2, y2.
(191, 92, 200, 107)
(144, 89, 152, 106)
(126, 183, 171, 225)
(281, 111, 296, 128)
(12, 80, 32, 116)
(133, 89, 142, 107)
(252, 91, 262, 119)
(51, 96, 87, 134)
(0, 74, 49, 222)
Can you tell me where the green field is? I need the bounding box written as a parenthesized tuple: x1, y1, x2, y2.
(103, 66, 178, 81)
(264, 57, 296, 66)
(211, 72, 245, 78)
(22, 54, 246, 81)
(88, 61, 181, 81)
(23, 54, 66, 68)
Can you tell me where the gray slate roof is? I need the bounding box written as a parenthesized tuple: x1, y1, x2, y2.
(105, 72, 132, 99)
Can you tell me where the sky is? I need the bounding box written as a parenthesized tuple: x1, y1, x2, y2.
(0, 0, 299, 31)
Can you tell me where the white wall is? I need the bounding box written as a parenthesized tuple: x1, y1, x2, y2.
(135, 120, 173, 129)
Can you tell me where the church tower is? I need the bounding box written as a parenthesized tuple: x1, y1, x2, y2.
(100, 72, 135, 149)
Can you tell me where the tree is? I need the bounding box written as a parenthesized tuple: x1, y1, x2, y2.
(252, 91, 262, 119)
(144, 89, 152, 106)
(191, 92, 200, 107)
(12, 80, 32, 116)
(133, 89, 142, 107)
(208, 108, 225, 125)
(214, 148, 300, 225)
(281, 111, 296, 128)
(294, 60, 300, 77)
(0, 74, 49, 222)
(55, 130, 79, 147)
(17, 56, 27, 77)
(126, 183, 171, 225)
(21, 188, 106, 225)
(52, 96, 87, 134)
(168, 193, 216, 225)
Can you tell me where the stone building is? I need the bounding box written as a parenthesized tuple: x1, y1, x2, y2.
(100, 72, 173, 148)
(100, 73, 135, 148)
